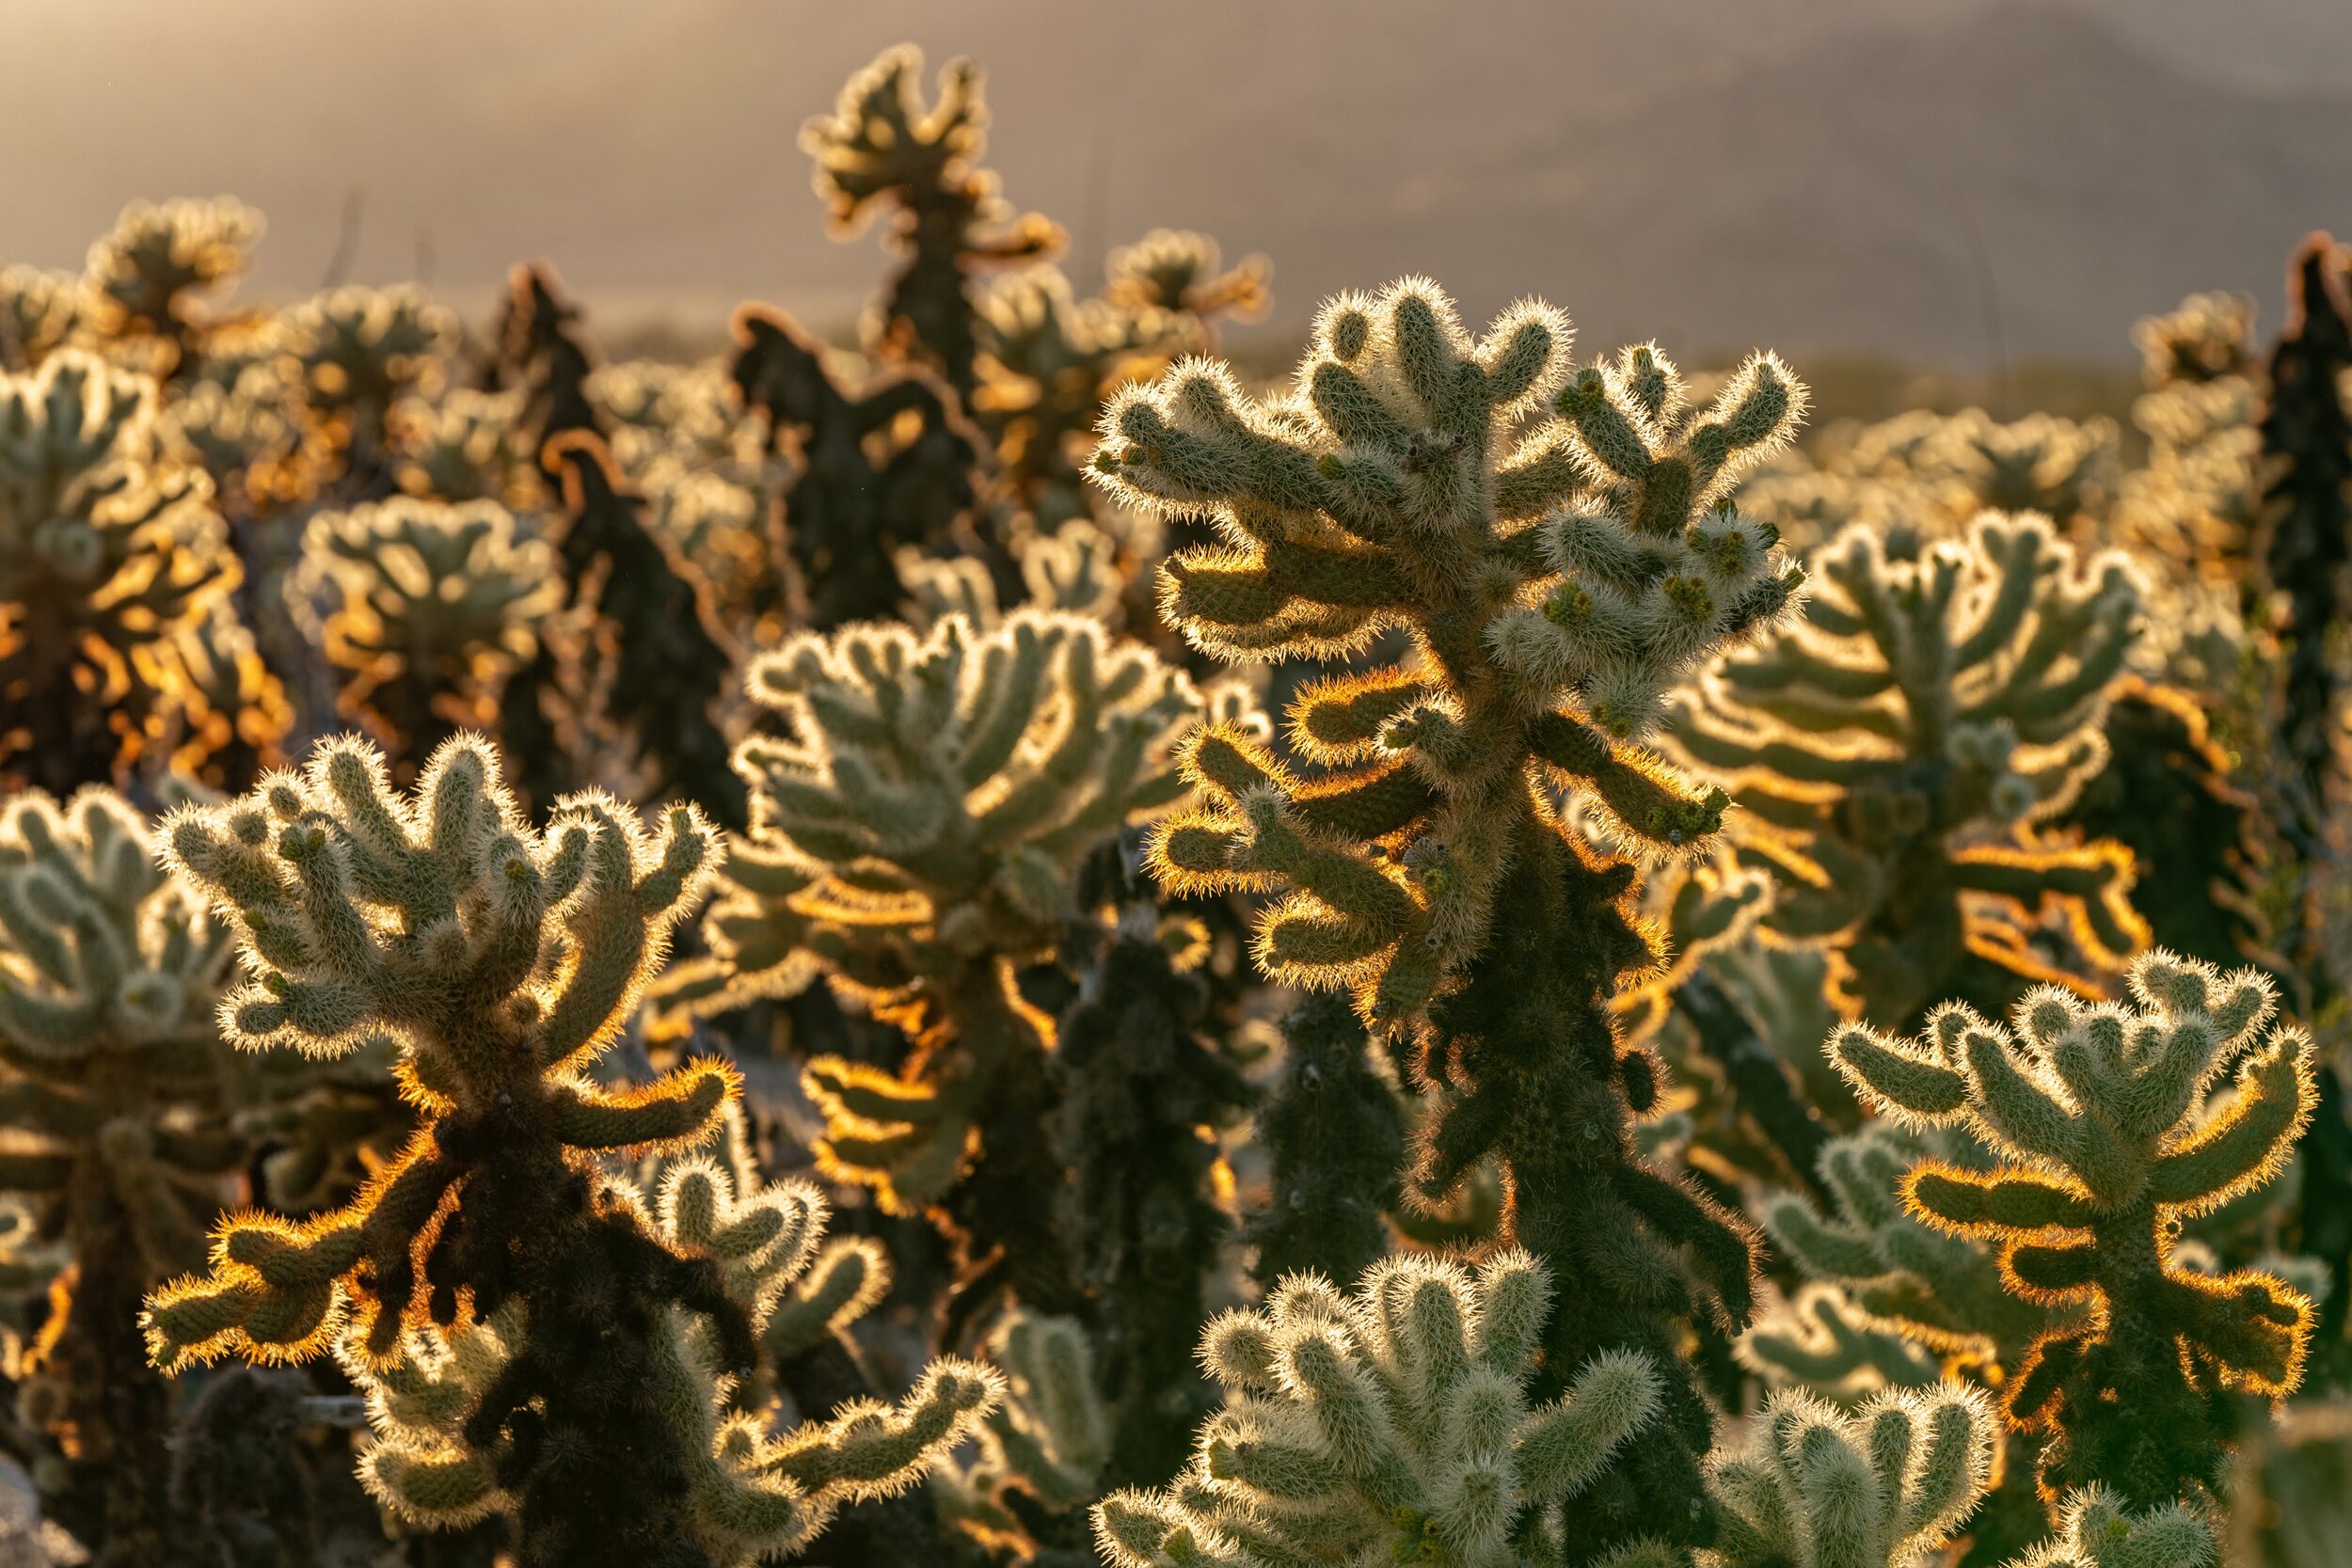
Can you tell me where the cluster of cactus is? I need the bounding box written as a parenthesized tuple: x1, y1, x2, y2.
(1742, 408, 2122, 554)
(1093, 1250, 1669, 1568)
(6, 46, 2352, 1568)
(138, 736, 1000, 1567)
(0, 348, 274, 796)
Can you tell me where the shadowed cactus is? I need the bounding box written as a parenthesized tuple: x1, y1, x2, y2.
(803, 46, 1063, 396)
(1828, 951, 2318, 1509)
(729, 303, 983, 629)
(1243, 990, 1405, 1293)
(1091, 1250, 1664, 1568)
(1700, 1383, 1997, 1568)
(2253, 234, 2352, 843)
(1671, 513, 2149, 1029)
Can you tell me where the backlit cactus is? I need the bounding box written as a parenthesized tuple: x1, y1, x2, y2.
(1828, 951, 2318, 1509)
(81, 197, 262, 366)
(1701, 1384, 1997, 1568)
(1091, 1250, 1664, 1568)
(342, 1162, 998, 1566)
(666, 610, 1204, 1325)
(1105, 280, 1804, 1018)
(135, 734, 814, 1565)
(803, 46, 1063, 395)
(2004, 1486, 2217, 1568)
(0, 349, 251, 795)
(1671, 513, 2149, 1028)
(1736, 1283, 1940, 1402)
(285, 497, 558, 768)
(976, 264, 1188, 531)
(0, 788, 246, 1555)
(0, 267, 82, 372)
(1102, 229, 1272, 341)
(1762, 1123, 2074, 1381)
(933, 1310, 1111, 1544)
(287, 284, 460, 486)
(1098, 277, 1799, 1560)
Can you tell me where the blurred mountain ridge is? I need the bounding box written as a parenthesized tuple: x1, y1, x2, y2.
(8, 0, 2347, 363)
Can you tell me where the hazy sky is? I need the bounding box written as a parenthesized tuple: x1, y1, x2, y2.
(15, 1, 2352, 362)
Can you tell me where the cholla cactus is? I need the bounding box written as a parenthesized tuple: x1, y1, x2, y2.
(1054, 862, 1254, 1483)
(0, 790, 244, 1554)
(1744, 411, 2119, 554)
(0, 267, 81, 372)
(730, 303, 982, 628)
(1932, 414, 2119, 534)
(1736, 1283, 1940, 1402)
(1100, 277, 1802, 1557)
(82, 198, 262, 356)
(0, 348, 249, 795)
(802, 46, 1064, 395)
(1671, 514, 2148, 1028)
(1702, 1384, 1996, 1568)
(542, 434, 745, 828)
(388, 387, 536, 507)
(1107, 282, 1803, 1014)
(977, 264, 1189, 530)
(341, 1160, 997, 1565)
(287, 284, 459, 481)
(1102, 229, 1272, 340)
(285, 497, 559, 768)
(1091, 1251, 1664, 1568)
(901, 517, 1124, 632)
(2052, 681, 2267, 974)
(2116, 294, 2261, 592)
(1828, 951, 2318, 1508)
(2253, 234, 2352, 828)
(668, 610, 1203, 1323)
(933, 1311, 1111, 1543)
(1762, 1123, 2073, 1377)
(136, 734, 822, 1564)
(1243, 990, 1405, 1292)
(2003, 1486, 2216, 1568)
(485, 263, 604, 470)
(2133, 293, 2255, 388)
